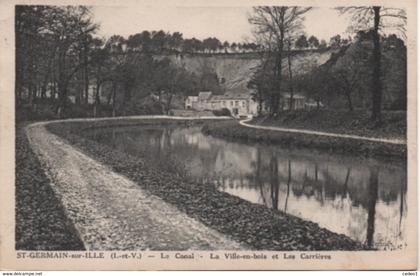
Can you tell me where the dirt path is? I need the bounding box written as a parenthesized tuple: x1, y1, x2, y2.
(239, 118, 406, 145)
(25, 121, 244, 251)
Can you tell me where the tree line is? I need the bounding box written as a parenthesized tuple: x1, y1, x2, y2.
(16, 5, 407, 122)
(15, 6, 225, 118)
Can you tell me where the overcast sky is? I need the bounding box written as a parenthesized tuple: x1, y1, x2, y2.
(92, 6, 353, 43)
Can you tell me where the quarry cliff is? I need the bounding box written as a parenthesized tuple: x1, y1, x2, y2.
(160, 49, 338, 92)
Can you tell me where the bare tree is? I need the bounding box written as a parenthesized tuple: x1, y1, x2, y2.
(249, 6, 311, 115)
(338, 6, 406, 123)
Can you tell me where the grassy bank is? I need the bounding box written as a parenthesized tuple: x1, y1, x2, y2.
(15, 123, 85, 250)
(252, 110, 406, 140)
(202, 120, 406, 159)
(46, 118, 366, 250)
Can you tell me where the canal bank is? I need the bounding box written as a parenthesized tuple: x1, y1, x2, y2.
(202, 120, 407, 158)
(41, 117, 366, 250)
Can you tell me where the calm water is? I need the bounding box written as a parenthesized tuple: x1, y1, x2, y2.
(85, 125, 407, 250)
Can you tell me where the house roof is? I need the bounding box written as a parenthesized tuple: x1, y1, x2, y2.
(211, 95, 225, 101)
(198, 91, 212, 100)
(221, 87, 253, 100)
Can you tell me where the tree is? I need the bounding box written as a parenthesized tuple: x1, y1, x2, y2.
(338, 6, 406, 122)
(285, 39, 295, 110)
(127, 31, 152, 52)
(15, 6, 98, 116)
(329, 34, 342, 49)
(308, 35, 320, 48)
(319, 39, 327, 50)
(247, 52, 273, 114)
(151, 30, 168, 52)
(295, 34, 308, 49)
(330, 46, 368, 112)
(248, 6, 311, 115)
(182, 38, 194, 53)
(90, 38, 113, 117)
(169, 31, 183, 51)
(230, 42, 237, 52)
(191, 37, 203, 52)
(16, 6, 61, 107)
(382, 34, 407, 110)
(203, 37, 221, 53)
(46, 7, 98, 116)
(222, 41, 230, 53)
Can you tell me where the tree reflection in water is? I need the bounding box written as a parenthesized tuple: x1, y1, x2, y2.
(284, 160, 291, 212)
(366, 166, 379, 248)
(269, 153, 279, 210)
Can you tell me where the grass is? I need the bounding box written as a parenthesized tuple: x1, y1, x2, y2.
(252, 110, 406, 140)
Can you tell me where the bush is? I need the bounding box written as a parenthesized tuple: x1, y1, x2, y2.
(16, 103, 58, 122)
(213, 108, 231, 117)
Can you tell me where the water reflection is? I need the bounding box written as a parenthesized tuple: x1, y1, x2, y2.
(86, 125, 407, 250)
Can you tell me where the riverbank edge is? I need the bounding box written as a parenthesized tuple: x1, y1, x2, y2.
(202, 120, 406, 159)
(15, 122, 85, 250)
(44, 117, 367, 251)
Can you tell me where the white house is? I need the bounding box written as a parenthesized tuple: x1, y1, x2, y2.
(185, 90, 258, 118)
(185, 96, 198, 109)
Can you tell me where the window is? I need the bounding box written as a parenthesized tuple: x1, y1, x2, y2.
(235, 101, 239, 107)
(242, 101, 246, 107)
(230, 101, 233, 106)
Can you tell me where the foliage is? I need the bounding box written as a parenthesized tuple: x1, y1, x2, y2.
(337, 6, 407, 122)
(295, 35, 309, 49)
(308, 35, 320, 48)
(212, 108, 232, 116)
(16, 6, 98, 115)
(297, 33, 406, 112)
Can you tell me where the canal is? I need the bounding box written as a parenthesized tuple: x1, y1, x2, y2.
(85, 124, 407, 250)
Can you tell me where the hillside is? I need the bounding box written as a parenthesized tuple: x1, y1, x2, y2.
(163, 50, 338, 92)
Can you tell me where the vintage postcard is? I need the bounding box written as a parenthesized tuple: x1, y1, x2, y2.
(0, 0, 417, 271)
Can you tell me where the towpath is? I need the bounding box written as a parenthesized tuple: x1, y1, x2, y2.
(239, 118, 406, 145)
(25, 119, 243, 251)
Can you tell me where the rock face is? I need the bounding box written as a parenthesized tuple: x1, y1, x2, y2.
(159, 50, 337, 91)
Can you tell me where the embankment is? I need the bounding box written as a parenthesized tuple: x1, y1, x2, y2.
(202, 117, 406, 159)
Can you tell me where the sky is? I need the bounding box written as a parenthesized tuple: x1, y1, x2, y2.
(91, 6, 353, 43)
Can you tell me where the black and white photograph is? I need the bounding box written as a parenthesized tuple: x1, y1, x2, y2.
(1, 0, 417, 271)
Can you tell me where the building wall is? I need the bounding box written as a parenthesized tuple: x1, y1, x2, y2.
(185, 95, 258, 117)
(185, 96, 199, 109)
(222, 98, 258, 117)
(196, 100, 212, 110)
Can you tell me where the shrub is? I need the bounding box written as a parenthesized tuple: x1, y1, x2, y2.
(213, 108, 231, 117)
